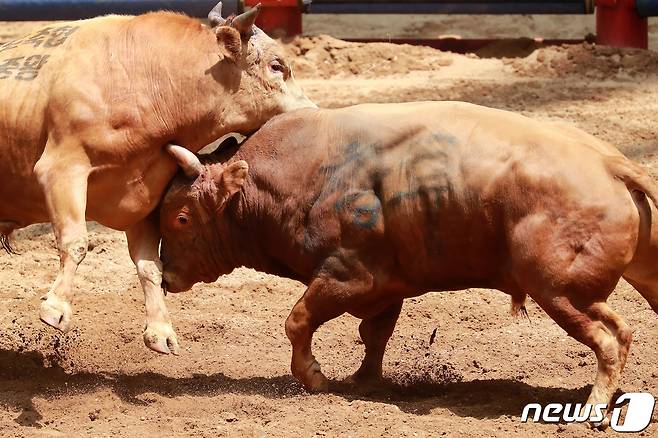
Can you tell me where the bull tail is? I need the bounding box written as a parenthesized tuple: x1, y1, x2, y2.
(510, 292, 531, 324)
(605, 155, 658, 207)
(0, 233, 19, 255)
(609, 155, 658, 314)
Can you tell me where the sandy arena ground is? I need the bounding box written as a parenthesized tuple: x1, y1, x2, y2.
(1, 15, 658, 437)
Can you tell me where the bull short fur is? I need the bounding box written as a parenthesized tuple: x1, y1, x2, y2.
(0, 3, 314, 354)
(160, 101, 658, 423)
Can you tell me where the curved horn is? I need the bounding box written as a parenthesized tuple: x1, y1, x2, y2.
(166, 144, 203, 179)
(208, 1, 225, 27)
(231, 3, 260, 35)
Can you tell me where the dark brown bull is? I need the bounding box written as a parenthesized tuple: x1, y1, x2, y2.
(159, 102, 658, 422)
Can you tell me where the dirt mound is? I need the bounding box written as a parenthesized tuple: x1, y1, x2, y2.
(287, 35, 658, 82)
(509, 43, 658, 79)
(285, 35, 455, 79)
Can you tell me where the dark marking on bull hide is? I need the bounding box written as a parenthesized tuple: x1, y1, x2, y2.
(0, 25, 79, 54)
(388, 186, 450, 208)
(0, 25, 78, 81)
(303, 140, 382, 251)
(432, 131, 458, 146)
(305, 132, 457, 252)
(334, 191, 383, 230)
(0, 54, 50, 81)
(316, 141, 373, 204)
(388, 131, 457, 208)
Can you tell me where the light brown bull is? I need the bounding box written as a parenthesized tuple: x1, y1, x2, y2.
(159, 102, 658, 422)
(0, 2, 314, 354)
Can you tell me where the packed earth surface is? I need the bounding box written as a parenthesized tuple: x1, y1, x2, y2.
(1, 16, 658, 437)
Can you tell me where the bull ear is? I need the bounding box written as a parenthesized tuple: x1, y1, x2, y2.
(215, 26, 242, 61)
(166, 144, 203, 179)
(220, 160, 249, 197)
(231, 4, 260, 35)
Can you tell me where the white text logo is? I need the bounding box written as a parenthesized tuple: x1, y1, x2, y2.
(520, 392, 655, 432)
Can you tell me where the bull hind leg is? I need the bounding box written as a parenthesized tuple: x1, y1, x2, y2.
(346, 299, 403, 385)
(34, 139, 91, 332)
(531, 292, 632, 420)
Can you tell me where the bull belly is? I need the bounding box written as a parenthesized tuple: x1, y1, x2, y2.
(385, 234, 508, 294)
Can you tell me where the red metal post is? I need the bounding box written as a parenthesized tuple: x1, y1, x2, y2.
(596, 0, 648, 49)
(245, 0, 302, 37)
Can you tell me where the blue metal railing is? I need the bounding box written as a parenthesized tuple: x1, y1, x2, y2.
(303, 0, 595, 15)
(637, 0, 658, 16)
(0, 0, 239, 20)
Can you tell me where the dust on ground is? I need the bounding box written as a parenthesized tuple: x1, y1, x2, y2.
(1, 16, 657, 437)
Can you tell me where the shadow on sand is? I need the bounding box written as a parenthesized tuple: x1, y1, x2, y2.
(0, 348, 595, 428)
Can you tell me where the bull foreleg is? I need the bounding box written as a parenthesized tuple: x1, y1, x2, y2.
(34, 147, 91, 332)
(126, 214, 180, 355)
(285, 255, 374, 392)
(347, 299, 403, 385)
(285, 279, 347, 392)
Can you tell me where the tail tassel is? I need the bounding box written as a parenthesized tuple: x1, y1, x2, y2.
(1, 234, 19, 255)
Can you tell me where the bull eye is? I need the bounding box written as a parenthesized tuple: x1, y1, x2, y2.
(177, 215, 189, 226)
(269, 59, 286, 75)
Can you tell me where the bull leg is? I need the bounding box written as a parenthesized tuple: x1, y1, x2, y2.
(348, 300, 403, 385)
(285, 279, 352, 392)
(285, 253, 375, 392)
(285, 289, 335, 392)
(532, 294, 632, 419)
(126, 214, 179, 355)
(34, 148, 90, 332)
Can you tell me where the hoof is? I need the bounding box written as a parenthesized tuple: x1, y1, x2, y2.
(343, 371, 384, 387)
(298, 361, 329, 393)
(40, 295, 72, 332)
(143, 321, 180, 355)
(306, 371, 330, 393)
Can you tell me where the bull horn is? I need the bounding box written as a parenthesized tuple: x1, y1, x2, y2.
(231, 3, 260, 35)
(166, 144, 203, 179)
(208, 2, 225, 27)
